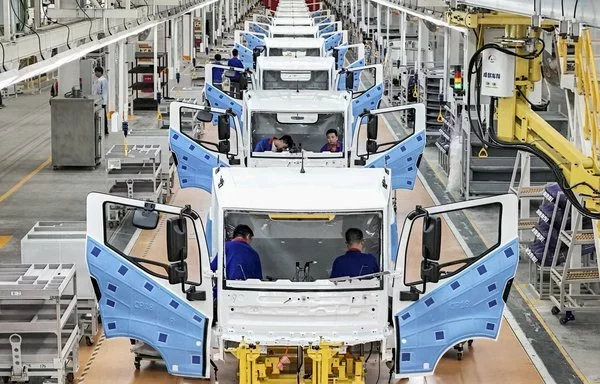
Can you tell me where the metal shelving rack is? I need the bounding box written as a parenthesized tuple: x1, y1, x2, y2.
(419, 67, 445, 145)
(129, 52, 169, 111)
(0, 264, 79, 384)
(105, 145, 164, 227)
(20, 222, 98, 346)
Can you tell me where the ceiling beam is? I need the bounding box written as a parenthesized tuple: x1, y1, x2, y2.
(0, 0, 213, 67)
(46, 8, 143, 19)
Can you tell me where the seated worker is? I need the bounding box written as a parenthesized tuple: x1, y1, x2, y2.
(330, 228, 380, 278)
(320, 129, 344, 153)
(211, 53, 224, 90)
(254, 135, 294, 152)
(210, 224, 263, 280)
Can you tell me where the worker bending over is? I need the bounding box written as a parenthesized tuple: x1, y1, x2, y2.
(330, 228, 380, 278)
(320, 129, 343, 152)
(254, 135, 294, 152)
(210, 224, 263, 280)
(211, 53, 225, 90)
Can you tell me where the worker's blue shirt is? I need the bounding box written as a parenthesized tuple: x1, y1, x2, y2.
(227, 57, 244, 81)
(254, 137, 275, 152)
(217, 240, 263, 280)
(211, 61, 224, 84)
(330, 249, 380, 278)
(320, 141, 344, 153)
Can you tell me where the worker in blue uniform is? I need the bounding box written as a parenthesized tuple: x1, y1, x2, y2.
(211, 53, 225, 90)
(210, 224, 263, 280)
(227, 49, 245, 99)
(320, 129, 344, 152)
(330, 228, 380, 278)
(254, 135, 294, 152)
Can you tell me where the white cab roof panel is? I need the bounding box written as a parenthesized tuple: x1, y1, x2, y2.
(214, 167, 390, 211)
(257, 56, 334, 71)
(244, 90, 350, 112)
(264, 37, 324, 49)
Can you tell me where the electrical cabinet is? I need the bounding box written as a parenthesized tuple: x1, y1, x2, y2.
(50, 96, 103, 168)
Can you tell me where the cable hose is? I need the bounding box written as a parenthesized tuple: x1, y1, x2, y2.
(466, 42, 600, 219)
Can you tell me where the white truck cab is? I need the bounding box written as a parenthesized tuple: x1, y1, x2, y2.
(85, 170, 519, 381)
(169, 92, 423, 192)
(255, 56, 336, 90)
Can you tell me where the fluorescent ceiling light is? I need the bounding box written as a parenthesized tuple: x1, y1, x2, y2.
(0, 0, 218, 89)
(0, 70, 19, 89)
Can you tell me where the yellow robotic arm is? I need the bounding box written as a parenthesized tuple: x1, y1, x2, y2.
(451, 11, 600, 217)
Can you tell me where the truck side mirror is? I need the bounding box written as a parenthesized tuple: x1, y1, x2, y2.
(167, 262, 188, 285)
(345, 70, 354, 91)
(196, 109, 213, 123)
(218, 114, 230, 140)
(132, 208, 159, 230)
(167, 216, 188, 263)
(333, 49, 339, 69)
(367, 114, 378, 140)
(422, 215, 441, 262)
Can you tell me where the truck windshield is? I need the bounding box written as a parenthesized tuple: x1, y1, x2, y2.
(263, 70, 329, 90)
(250, 112, 345, 154)
(222, 211, 383, 285)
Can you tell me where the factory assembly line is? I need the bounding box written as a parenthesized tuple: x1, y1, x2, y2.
(86, 0, 521, 383)
(1, 0, 599, 382)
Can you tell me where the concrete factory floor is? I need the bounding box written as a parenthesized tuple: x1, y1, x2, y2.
(0, 43, 599, 384)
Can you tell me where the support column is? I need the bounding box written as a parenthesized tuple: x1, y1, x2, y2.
(108, 43, 117, 113)
(2, 0, 10, 41)
(202, 7, 207, 53)
(400, 11, 406, 66)
(376, 3, 381, 56)
(443, 28, 449, 102)
(58, 47, 80, 93)
(218, 0, 223, 38)
(153, 26, 158, 99)
(366, 0, 370, 42)
(385, 6, 389, 56)
(118, 41, 127, 126)
(211, 3, 216, 45)
(183, 13, 192, 62)
(173, 18, 179, 74)
(225, 0, 230, 32)
(360, 0, 364, 32)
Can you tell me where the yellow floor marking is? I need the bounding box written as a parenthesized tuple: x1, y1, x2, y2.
(0, 157, 51, 204)
(0, 236, 12, 249)
(513, 282, 591, 384)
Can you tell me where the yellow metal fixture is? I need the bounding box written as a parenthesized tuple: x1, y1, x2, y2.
(227, 340, 366, 384)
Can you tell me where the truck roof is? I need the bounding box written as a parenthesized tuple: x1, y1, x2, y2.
(244, 90, 350, 112)
(257, 56, 334, 71)
(270, 25, 318, 35)
(272, 17, 313, 25)
(213, 167, 390, 211)
(264, 37, 324, 48)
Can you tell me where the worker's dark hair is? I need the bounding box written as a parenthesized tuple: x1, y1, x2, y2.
(345, 228, 364, 244)
(326, 128, 338, 137)
(94, 66, 104, 74)
(232, 48, 239, 57)
(214, 53, 222, 61)
(233, 224, 254, 239)
(279, 135, 294, 148)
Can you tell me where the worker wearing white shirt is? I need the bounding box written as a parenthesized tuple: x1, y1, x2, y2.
(93, 66, 109, 134)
